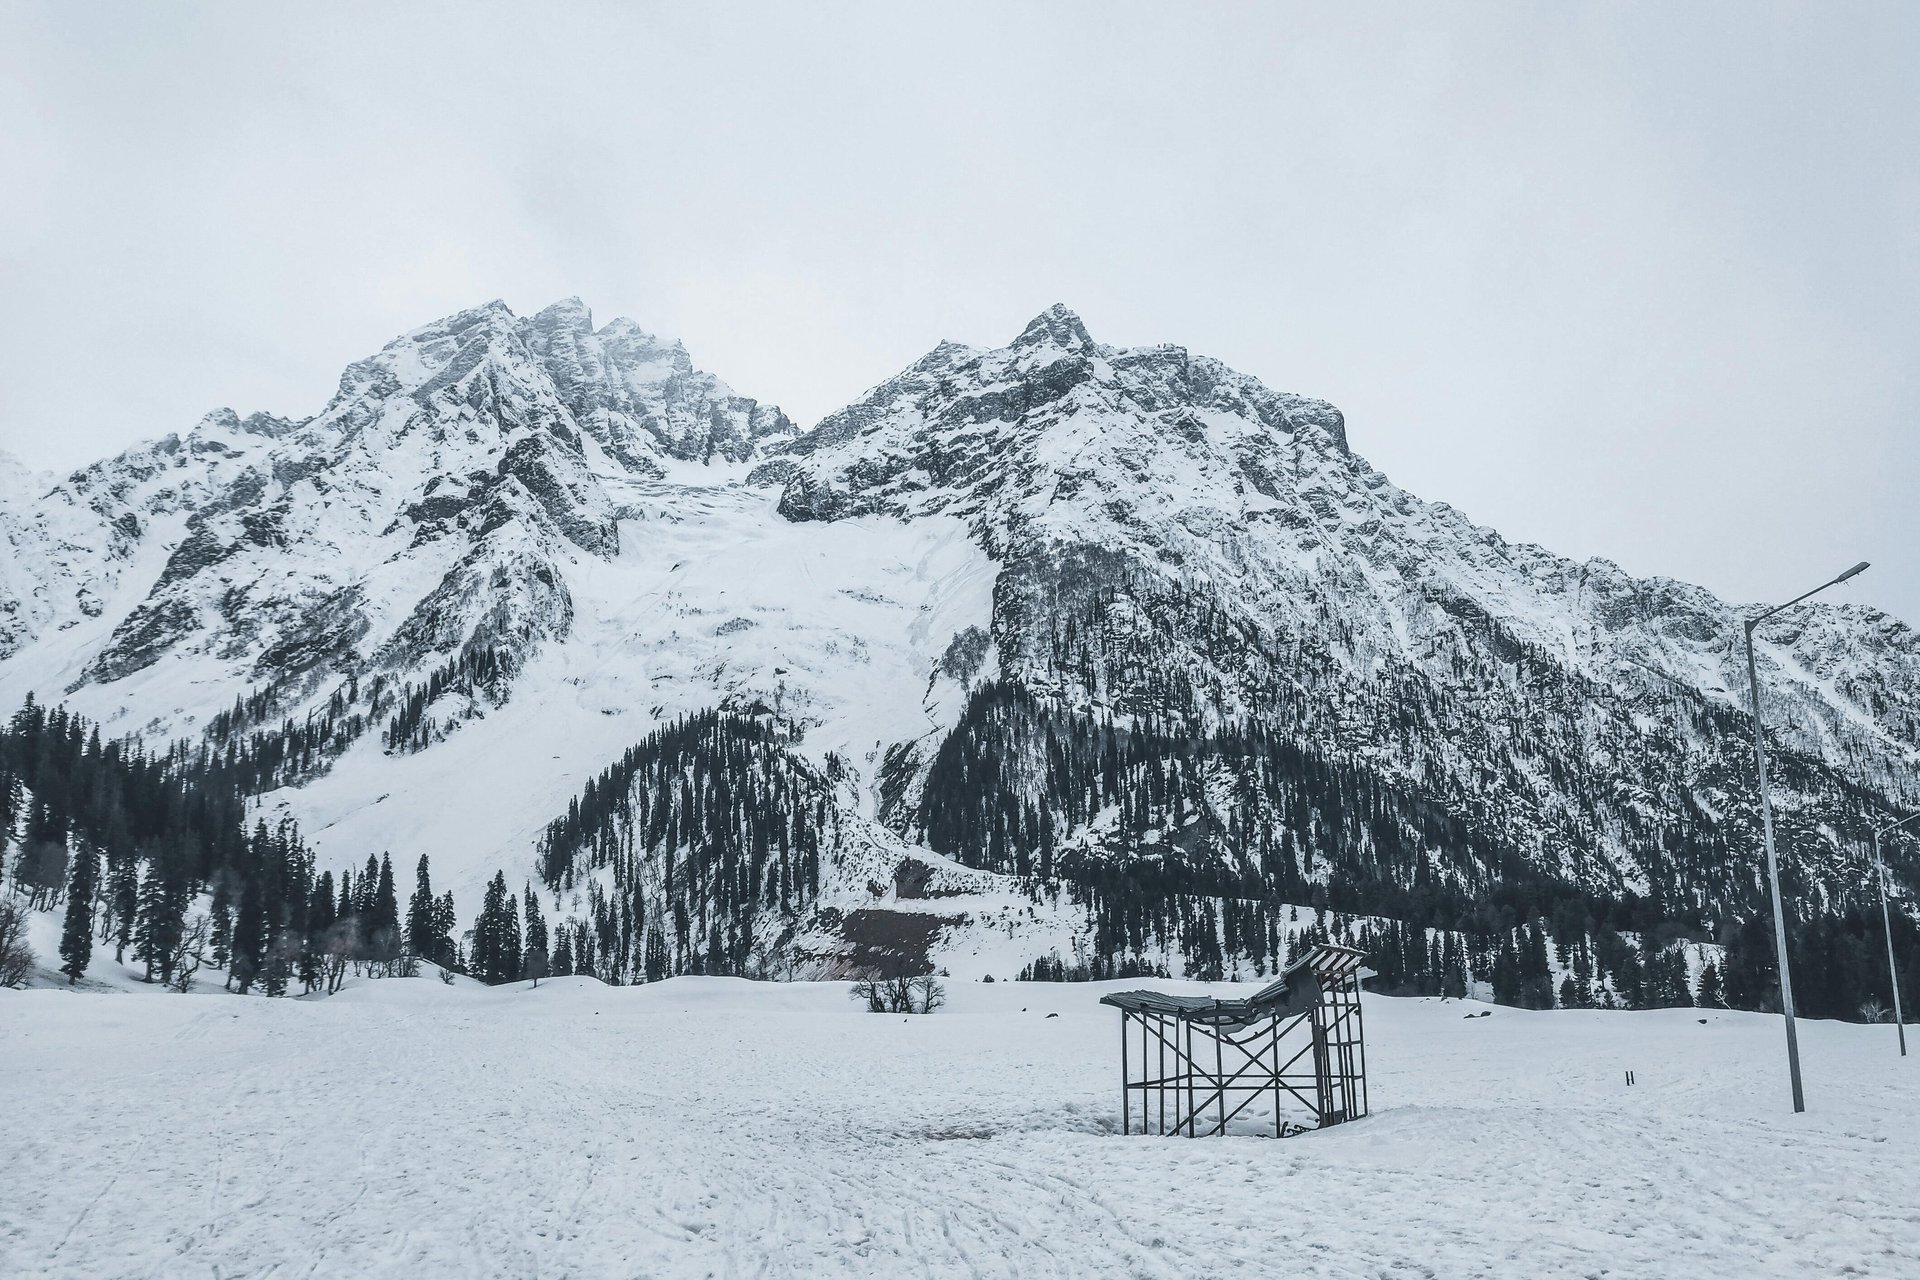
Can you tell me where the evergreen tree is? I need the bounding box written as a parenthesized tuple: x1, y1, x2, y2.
(503, 892, 522, 982)
(302, 870, 335, 994)
(0, 763, 17, 866)
(523, 886, 549, 986)
(407, 856, 437, 962)
(1614, 945, 1645, 1010)
(1696, 961, 1724, 1008)
(370, 853, 401, 964)
(471, 872, 524, 984)
(209, 877, 234, 969)
(135, 847, 187, 985)
(231, 873, 267, 994)
(1520, 924, 1554, 1009)
(108, 846, 138, 963)
(356, 854, 379, 921)
(1490, 932, 1523, 1006)
(58, 840, 97, 983)
(434, 890, 458, 968)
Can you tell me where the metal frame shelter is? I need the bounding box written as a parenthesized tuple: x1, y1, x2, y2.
(1101, 943, 1369, 1138)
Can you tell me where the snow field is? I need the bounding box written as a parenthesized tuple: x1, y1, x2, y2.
(3, 978, 1918, 1278)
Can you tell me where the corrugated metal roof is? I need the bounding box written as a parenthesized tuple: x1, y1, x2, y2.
(1098, 943, 1365, 1024)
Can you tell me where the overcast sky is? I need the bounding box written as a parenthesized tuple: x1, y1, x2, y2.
(1, 2, 1914, 623)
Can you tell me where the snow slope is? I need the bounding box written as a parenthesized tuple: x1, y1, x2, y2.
(266, 487, 996, 914)
(2, 977, 1915, 1278)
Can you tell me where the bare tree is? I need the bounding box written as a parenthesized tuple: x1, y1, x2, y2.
(0, 897, 34, 988)
(850, 971, 946, 1014)
(910, 974, 947, 1014)
(166, 915, 211, 994)
(323, 918, 359, 993)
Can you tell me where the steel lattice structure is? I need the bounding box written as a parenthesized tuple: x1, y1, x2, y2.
(1101, 943, 1369, 1138)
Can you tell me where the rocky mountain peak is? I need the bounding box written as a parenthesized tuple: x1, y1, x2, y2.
(764, 310, 1356, 535)
(190, 408, 300, 442)
(528, 295, 595, 335)
(1010, 303, 1096, 355)
(0, 297, 807, 704)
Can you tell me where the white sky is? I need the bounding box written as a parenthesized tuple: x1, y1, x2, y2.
(1, 2, 1914, 623)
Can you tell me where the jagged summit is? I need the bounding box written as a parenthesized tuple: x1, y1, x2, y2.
(529, 295, 595, 333)
(0, 297, 797, 712)
(762, 306, 1352, 526)
(1011, 303, 1096, 354)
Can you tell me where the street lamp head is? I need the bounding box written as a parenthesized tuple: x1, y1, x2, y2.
(1876, 810, 1920, 841)
(1837, 561, 1871, 584)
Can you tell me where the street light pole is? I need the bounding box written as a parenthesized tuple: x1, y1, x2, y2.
(1870, 812, 1919, 1057)
(1743, 560, 1869, 1114)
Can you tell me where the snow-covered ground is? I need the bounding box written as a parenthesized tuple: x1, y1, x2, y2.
(3, 979, 1916, 1279)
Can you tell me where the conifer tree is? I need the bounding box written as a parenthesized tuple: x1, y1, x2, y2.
(58, 840, 97, 983)
(1696, 961, 1724, 1008)
(1490, 932, 1523, 1006)
(108, 847, 139, 963)
(357, 854, 379, 920)
(1521, 924, 1554, 1009)
(302, 870, 335, 994)
(209, 877, 234, 969)
(0, 764, 17, 864)
(1614, 945, 1645, 1010)
(503, 892, 522, 982)
(523, 885, 548, 986)
(135, 848, 187, 985)
(407, 855, 437, 962)
(433, 890, 458, 968)
(471, 871, 525, 984)
(371, 853, 401, 964)
(231, 874, 267, 994)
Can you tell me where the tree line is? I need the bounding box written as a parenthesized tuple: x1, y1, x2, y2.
(1, 695, 460, 992)
(910, 678, 1920, 1021)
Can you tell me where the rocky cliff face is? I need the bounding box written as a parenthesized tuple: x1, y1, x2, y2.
(756, 305, 1919, 917)
(1, 300, 1914, 973)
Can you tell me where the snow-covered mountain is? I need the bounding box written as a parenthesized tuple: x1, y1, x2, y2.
(755, 304, 1920, 907)
(1, 299, 1914, 979)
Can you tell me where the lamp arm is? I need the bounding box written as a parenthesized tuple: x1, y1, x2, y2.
(1748, 563, 1871, 628)
(1876, 811, 1920, 843)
